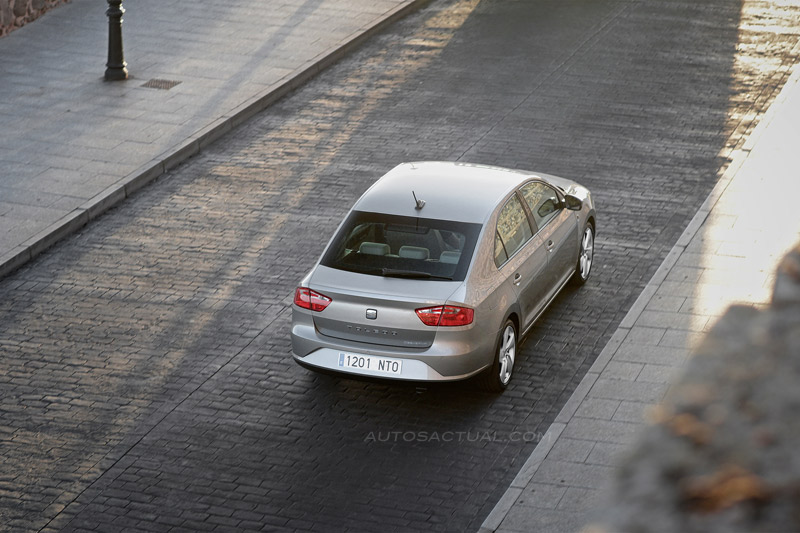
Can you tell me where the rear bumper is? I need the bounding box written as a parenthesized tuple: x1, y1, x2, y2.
(293, 347, 485, 382)
(291, 309, 495, 382)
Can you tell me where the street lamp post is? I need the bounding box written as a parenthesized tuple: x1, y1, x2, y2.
(105, 0, 128, 81)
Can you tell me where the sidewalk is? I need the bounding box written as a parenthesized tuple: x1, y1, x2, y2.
(480, 57, 800, 532)
(0, 0, 427, 279)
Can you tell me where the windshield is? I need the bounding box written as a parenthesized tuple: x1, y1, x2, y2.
(320, 211, 482, 281)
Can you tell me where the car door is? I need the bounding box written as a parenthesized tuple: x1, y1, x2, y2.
(519, 181, 579, 296)
(494, 194, 548, 329)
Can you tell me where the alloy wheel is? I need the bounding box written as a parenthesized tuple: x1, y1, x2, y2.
(498, 323, 516, 385)
(579, 226, 594, 281)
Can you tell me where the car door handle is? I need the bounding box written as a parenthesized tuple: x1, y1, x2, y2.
(513, 273, 522, 286)
(546, 240, 554, 251)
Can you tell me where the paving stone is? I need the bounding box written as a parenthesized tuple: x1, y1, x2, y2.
(635, 310, 711, 332)
(625, 326, 666, 345)
(531, 460, 616, 490)
(516, 483, 567, 510)
(658, 328, 705, 349)
(589, 377, 669, 404)
(574, 398, 620, 421)
(645, 294, 686, 313)
(585, 442, 629, 468)
(636, 363, 678, 384)
(601, 361, 643, 381)
(4, 0, 800, 532)
(610, 400, 653, 424)
(547, 438, 595, 464)
(557, 487, 603, 512)
(499, 507, 586, 533)
(614, 340, 690, 366)
(561, 418, 642, 446)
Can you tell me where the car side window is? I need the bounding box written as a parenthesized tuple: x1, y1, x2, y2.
(520, 181, 562, 230)
(494, 195, 533, 267)
(494, 231, 508, 266)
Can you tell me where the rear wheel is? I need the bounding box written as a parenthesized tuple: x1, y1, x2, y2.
(572, 224, 594, 285)
(479, 319, 517, 392)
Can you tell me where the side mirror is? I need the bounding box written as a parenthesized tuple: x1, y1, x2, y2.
(564, 194, 582, 211)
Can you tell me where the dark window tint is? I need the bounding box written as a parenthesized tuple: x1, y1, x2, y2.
(520, 181, 562, 229)
(321, 211, 481, 281)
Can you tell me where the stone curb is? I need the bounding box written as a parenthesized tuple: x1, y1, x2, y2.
(478, 59, 800, 533)
(0, 0, 431, 281)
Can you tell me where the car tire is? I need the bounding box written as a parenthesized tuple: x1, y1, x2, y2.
(572, 223, 594, 285)
(479, 319, 517, 392)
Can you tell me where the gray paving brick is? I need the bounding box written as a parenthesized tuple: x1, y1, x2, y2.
(601, 361, 644, 381)
(547, 438, 595, 464)
(611, 400, 654, 424)
(636, 363, 679, 384)
(645, 294, 687, 313)
(498, 507, 587, 533)
(561, 417, 643, 446)
(664, 266, 705, 283)
(625, 326, 666, 345)
(531, 460, 616, 490)
(574, 398, 620, 421)
(635, 310, 712, 332)
(557, 487, 603, 512)
(589, 377, 669, 404)
(614, 340, 690, 366)
(516, 483, 567, 510)
(658, 328, 705, 349)
(586, 442, 629, 468)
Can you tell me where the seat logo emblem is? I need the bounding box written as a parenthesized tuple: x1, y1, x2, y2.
(366, 309, 378, 320)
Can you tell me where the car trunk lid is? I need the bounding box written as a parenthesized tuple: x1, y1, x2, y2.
(309, 266, 461, 349)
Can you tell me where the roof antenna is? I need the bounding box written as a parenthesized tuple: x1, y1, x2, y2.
(412, 191, 425, 210)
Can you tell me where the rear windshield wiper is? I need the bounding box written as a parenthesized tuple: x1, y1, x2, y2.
(381, 268, 453, 281)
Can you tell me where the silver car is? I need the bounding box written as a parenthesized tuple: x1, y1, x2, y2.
(291, 162, 595, 391)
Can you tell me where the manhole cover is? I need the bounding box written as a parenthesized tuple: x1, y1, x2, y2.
(141, 79, 182, 90)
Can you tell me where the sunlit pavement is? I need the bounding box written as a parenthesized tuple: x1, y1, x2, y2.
(0, 0, 426, 278)
(482, 52, 800, 533)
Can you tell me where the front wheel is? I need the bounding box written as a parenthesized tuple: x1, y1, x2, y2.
(479, 319, 517, 392)
(572, 224, 594, 285)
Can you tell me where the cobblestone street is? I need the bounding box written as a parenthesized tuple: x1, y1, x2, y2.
(2, 0, 800, 531)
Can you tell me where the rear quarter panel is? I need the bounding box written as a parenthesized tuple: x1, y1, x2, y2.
(460, 201, 522, 339)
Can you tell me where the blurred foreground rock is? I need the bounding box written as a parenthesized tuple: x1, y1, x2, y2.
(594, 244, 800, 532)
(0, 0, 69, 37)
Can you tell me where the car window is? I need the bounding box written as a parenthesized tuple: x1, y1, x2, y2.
(321, 211, 481, 281)
(520, 181, 562, 229)
(494, 195, 533, 267)
(494, 231, 508, 267)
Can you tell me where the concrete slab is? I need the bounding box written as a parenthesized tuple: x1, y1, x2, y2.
(0, 0, 430, 279)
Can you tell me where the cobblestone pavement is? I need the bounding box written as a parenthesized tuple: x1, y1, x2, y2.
(2, 0, 800, 531)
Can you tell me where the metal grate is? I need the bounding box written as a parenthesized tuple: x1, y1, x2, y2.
(141, 79, 182, 90)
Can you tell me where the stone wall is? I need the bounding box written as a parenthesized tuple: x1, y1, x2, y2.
(0, 0, 69, 37)
(593, 244, 800, 532)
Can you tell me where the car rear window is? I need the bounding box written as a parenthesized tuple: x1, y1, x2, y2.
(320, 211, 482, 281)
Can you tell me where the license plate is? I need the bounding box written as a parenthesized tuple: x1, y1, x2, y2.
(338, 352, 403, 375)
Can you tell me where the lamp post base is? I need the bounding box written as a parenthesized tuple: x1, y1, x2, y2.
(105, 0, 128, 81)
(104, 65, 128, 81)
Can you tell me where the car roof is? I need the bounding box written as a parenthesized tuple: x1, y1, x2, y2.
(353, 162, 537, 224)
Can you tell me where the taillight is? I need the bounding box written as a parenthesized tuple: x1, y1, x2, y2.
(415, 305, 474, 327)
(293, 287, 332, 312)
